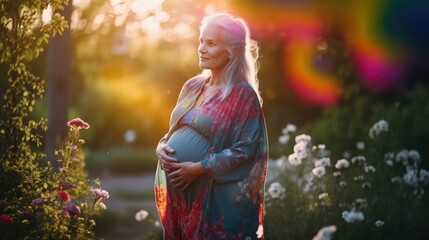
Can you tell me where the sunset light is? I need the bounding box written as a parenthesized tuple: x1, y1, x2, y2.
(2, 0, 428, 239)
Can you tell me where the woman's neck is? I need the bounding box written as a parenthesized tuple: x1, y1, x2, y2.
(207, 71, 222, 86)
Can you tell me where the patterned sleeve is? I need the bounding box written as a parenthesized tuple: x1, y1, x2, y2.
(200, 86, 266, 183)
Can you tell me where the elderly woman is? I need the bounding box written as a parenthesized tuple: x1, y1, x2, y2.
(155, 13, 268, 240)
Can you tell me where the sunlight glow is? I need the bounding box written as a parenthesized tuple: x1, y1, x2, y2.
(131, 0, 164, 16)
(42, 5, 52, 24)
(92, 14, 105, 30)
(73, 0, 91, 9)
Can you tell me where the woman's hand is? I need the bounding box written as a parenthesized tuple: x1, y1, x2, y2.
(168, 162, 205, 191)
(156, 139, 178, 172)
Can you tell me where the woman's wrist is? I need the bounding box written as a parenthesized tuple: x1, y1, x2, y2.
(195, 162, 206, 175)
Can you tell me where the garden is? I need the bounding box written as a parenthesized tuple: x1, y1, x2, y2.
(1, 0, 428, 239)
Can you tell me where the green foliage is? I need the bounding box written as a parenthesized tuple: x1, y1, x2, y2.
(299, 82, 429, 165)
(0, 0, 107, 238)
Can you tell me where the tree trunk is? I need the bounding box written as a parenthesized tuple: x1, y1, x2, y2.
(46, 0, 73, 167)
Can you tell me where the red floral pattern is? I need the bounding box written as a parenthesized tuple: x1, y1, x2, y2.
(155, 77, 268, 239)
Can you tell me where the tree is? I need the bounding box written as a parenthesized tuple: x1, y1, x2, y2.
(46, 0, 72, 167)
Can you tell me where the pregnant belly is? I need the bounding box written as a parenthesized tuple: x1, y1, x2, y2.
(166, 126, 210, 163)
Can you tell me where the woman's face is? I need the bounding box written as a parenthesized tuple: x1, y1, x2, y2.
(198, 25, 230, 73)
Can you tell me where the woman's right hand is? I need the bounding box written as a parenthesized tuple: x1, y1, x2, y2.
(156, 139, 178, 172)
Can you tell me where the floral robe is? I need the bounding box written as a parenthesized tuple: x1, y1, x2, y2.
(155, 76, 268, 239)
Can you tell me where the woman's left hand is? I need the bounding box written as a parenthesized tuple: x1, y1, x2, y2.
(168, 162, 205, 191)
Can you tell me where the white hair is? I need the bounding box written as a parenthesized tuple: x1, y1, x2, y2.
(198, 13, 262, 105)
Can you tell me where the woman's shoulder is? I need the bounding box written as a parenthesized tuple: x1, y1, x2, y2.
(233, 80, 258, 96)
(231, 80, 263, 106)
(183, 76, 206, 90)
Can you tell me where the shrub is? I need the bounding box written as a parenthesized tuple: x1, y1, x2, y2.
(0, 1, 107, 238)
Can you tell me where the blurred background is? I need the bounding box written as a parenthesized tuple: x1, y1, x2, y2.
(4, 0, 428, 239)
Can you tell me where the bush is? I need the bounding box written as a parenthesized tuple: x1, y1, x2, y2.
(0, 1, 108, 238)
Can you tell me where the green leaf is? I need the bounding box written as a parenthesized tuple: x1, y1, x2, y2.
(93, 178, 101, 187)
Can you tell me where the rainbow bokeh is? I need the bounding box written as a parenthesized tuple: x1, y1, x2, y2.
(284, 39, 342, 106)
(230, 0, 428, 105)
(345, 0, 406, 91)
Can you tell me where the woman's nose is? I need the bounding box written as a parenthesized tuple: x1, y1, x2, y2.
(198, 44, 206, 53)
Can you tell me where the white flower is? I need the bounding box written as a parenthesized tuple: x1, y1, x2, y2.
(135, 210, 149, 222)
(318, 193, 329, 200)
(333, 171, 341, 177)
(335, 159, 350, 169)
(361, 182, 371, 188)
(98, 202, 107, 210)
(403, 167, 419, 187)
(354, 175, 364, 181)
(339, 181, 347, 187)
(276, 156, 288, 170)
(364, 165, 376, 173)
(420, 169, 429, 185)
(408, 150, 421, 165)
(317, 144, 326, 149)
(356, 142, 365, 150)
(355, 198, 368, 209)
(396, 149, 421, 166)
(342, 210, 365, 223)
(396, 149, 409, 165)
(375, 220, 384, 227)
(154, 221, 161, 227)
(386, 160, 393, 166)
(288, 153, 302, 166)
(377, 120, 389, 131)
(279, 134, 290, 144)
(369, 120, 389, 139)
(294, 141, 309, 159)
(315, 158, 331, 168)
(351, 155, 366, 165)
(312, 225, 337, 240)
(295, 134, 311, 143)
(312, 167, 326, 178)
(286, 124, 297, 132)
(282, 124, 297, 134)
(256, 224, 264, 239)
(268, 182, 286, 199)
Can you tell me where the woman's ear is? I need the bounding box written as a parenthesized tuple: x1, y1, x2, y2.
(229, 47, 238, 59)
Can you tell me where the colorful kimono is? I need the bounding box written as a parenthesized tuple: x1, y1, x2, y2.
(155, 76, 268, 240)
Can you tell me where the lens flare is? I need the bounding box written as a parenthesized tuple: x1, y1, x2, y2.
(284, 39, 342, 106)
